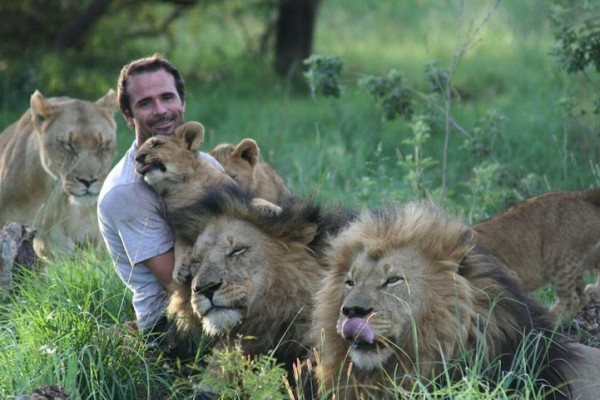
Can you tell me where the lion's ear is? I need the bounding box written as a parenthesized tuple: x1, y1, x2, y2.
(295, 222, 319, 245)
(96, 89, 117, 116)
(30, 90, 58, 130)
(233, 139, 259, 167)
(176, 121, 205, 151)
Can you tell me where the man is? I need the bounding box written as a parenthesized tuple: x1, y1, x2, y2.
(97, 54, 222, 351)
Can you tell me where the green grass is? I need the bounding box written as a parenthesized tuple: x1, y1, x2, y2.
(1, 0, 599, 398)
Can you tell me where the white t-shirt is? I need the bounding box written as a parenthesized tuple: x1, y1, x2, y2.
(97, 141, 223, 331)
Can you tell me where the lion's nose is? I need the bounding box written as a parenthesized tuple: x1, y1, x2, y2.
(77, 177, 97, 188)
(194, 280, 223, 301)
(135, 153, 146, 163)
(342, 305, 373, 318)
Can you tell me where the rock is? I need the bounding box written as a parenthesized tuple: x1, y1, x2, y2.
(0, 222, 37, 299)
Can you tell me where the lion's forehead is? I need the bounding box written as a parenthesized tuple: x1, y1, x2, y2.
(348, 247, 429, 282)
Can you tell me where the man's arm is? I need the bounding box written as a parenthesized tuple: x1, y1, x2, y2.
(144, 249, 175, 288)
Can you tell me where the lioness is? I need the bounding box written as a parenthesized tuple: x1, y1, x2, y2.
(311, 202, 600, 399)
(135, 121, 281, 284)
(0, 90, 117, 260)
(209, 138, 292, 204)
(166, 185, 354, 397)
(473, 187, 600, 321)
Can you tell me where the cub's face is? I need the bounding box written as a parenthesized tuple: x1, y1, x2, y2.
(336, 247, 427, 370)
(210, 143, 255, 190)
(135, 135, 194, 192)
(188, 218, 277, 336)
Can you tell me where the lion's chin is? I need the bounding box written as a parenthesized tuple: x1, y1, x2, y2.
(202, 308, 243, 336)
(69, 193, 98, 206)
(349, 346, 393, 371)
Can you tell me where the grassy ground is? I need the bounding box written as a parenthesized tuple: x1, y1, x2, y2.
(1, 0, 599, 398)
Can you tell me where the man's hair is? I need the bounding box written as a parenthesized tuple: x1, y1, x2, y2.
(117, 53, 186, 118)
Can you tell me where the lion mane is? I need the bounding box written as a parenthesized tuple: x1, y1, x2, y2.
(311, 202, 581, 399)
(167, 184, 354, 380)
(0, 90, 117, 260)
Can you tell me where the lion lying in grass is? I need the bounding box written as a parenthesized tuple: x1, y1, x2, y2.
(473, 187, 600, 321)
(311, 202, 600, 399)
(166, 185, 354, 397)
(210, 138, 292, 204)
(0, 90, 117, 260)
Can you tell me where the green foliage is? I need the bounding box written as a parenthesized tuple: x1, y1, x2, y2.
(303, 55, 344, 98)
(550, 1, 600, 74)
(199, 340, 289, 399)
(359, 69, 414, 121)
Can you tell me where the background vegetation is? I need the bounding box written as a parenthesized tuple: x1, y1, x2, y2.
(1, 0, 599, 398)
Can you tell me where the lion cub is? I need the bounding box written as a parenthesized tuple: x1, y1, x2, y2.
(473, 187, 600, 321)
(135, 122, 280, 284)
(210, 138, 291, 204)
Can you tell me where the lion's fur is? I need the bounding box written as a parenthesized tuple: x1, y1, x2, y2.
(312, 202, 585, 399)
(209, 138, 291, 204)
(0, 90, 117, 260)
(473, 187, 600, 321)
(135, 121, 237, 283)
(167, 185, 354, 377)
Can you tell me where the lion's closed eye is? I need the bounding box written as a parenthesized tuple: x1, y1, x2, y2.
(383, 276, 404, 287)
(228, 246, 247, 257)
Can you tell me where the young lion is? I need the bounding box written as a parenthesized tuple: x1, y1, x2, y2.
(0, 90, 117, 260)
(311, 202, 600, 399)
(135, 122, 280, 284)
(473, 187, 600, 321)
(209, 138, 292, 204)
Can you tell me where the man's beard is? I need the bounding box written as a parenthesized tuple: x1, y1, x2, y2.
(148, 112, 182, 136)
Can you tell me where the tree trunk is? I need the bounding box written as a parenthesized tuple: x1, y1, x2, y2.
(53, 0, 114, 50)
(274, 0, 320, 77)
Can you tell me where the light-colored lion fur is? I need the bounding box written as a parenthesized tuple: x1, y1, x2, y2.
(311, 202, 594, 399)
(209, 138, 291, 204)
(0, 90, 117, 260)
(473, 187, 600, 321)
(166, 188, 347, 379)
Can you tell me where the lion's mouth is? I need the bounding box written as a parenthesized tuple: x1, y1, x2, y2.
(342, 317, 386, 351)
(135, 160, 166, 176)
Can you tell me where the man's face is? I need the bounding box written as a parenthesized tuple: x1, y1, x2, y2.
(125, 68, 185, 146)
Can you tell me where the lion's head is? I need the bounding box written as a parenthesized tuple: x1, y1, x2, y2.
(134, 121, 210, 195)
(31, 89, 117, 205)
(312, 202, 574, 399)
(168, 186, 353, 370)
(210, 138, 292, 204)
(209, 140, 257, 192)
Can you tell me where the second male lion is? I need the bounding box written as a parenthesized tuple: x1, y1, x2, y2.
(210, 138, 291, 204)
(311, 202, 600, 399)
(473, 187, 600, 321)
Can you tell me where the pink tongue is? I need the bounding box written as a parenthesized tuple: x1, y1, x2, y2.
(342, 317, 375, 344)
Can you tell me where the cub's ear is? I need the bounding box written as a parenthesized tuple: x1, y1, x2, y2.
(176, 121, 205, 151)
(295, 222, 319, 245)
(233, 138, 260, 167)
(96, 88, 117, 115)
(30, 90, 58, 130)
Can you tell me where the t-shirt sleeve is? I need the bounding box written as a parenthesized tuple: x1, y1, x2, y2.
(99, 184, 173, 265)
(199, 151, 224, 172)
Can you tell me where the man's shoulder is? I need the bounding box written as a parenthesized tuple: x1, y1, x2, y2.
(199, 151, 224, 171)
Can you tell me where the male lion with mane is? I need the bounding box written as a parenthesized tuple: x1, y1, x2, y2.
(166, 184, 354, 397)
(209, 138, 292, 204)
(0, 89, 117, 260)
(473, 187, 600, 321)
(311, 202, 600, 400)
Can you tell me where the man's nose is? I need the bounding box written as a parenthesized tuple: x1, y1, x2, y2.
(152, 100, 167, 114)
